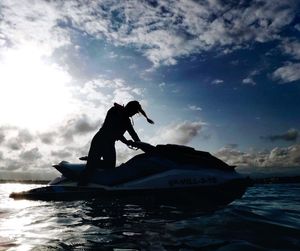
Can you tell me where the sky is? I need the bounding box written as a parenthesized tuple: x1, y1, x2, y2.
(0, 0, 300, 179)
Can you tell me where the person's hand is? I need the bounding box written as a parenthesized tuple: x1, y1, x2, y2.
(79, 156, 88, 161)
(126, 139, 134, 146)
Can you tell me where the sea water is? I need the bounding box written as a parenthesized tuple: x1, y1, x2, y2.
(0, 183, 299, 250)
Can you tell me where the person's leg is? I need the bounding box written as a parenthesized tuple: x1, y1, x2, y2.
(102, 142, 116, 169)
(78, 133, 102, 186)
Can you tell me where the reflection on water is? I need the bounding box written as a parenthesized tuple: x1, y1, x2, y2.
(0, 183, 300, 250)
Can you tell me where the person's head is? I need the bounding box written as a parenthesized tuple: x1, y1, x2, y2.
(125, 101, 154, 124)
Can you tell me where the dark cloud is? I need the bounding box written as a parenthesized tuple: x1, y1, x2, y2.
(153, 121, 204, 145)
(39, 131, 57, 145)
(18, 129, 34, 143)
(36, 114, 100, 145)
(261, 128, 298, 142)
(60, 114, 100, 143)
(1, 159, 23, 171)
(0, 129, 5, 143)
(1, 128, 36, 150)
(6, 138, 22, 150)
(215, 144, 300, 171)
(51, 149, 73, 159)
(19, 147, 42, 161)
(51, 143, 91, 161)
(74, 116, 99, 133)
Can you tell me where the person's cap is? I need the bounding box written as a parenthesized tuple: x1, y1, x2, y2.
(126, 101, 154, 124)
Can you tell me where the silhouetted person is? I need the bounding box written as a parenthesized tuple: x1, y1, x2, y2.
(78, 101, 154, 186)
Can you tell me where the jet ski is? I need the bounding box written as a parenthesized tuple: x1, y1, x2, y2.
(10, 142, 251, 207)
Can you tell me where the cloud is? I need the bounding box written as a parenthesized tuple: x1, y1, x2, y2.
(280, 39, 300, 59)
(215, 147, 254, 167)
(19, 147, 42, 162)
(1, 158, 24, 171)
(0, 0, 70, 54)
(51, 149, 73, 159)
(18, 129, 34, 143)
(0, 131, 5, 144)
(242, 69, 261, 85)
(212, 79, 224, 85)
(272, 63, 300, 83)
(2, 0, 297, 68)
(188, 105, 202, 111)
(0, 127, 36, 151)
(75, 0, 298, 67)
(242, 78, 256, 86)
(6, 138, 22, 151)
(261, 129, 299, 142)
(58, 114, 100, 143)
(0, 73, 145, 176)
(215, 144, 300, 176)
(77, 77, 144, 109)
(152, 121, 204, 145)
(72, 115, 99, 134)
(39, 132, 57, 145)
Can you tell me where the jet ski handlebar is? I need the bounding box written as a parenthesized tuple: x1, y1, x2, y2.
(128, 141, 155, 153)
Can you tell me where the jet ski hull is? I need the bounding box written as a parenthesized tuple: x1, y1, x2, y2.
(10, 178, 250, 208)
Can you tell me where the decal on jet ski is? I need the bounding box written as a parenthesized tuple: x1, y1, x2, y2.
(168, 177, 217, 187)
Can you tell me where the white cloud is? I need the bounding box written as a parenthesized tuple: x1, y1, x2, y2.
(188, 105, 202, 111)
(159, 82, 166, 91)
(76, 76, 144, 113)
(272, 63, 300, 83)
(242, 78, 256, 86)
(243, 69, 261, 86)
(280, 39, 300, 59)
(0, 0, 70, 55)
(212, 79, 224, 85)
(0, 0, 297, 68)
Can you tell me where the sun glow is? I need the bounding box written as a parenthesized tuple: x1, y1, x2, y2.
(0, 45, 75, 130)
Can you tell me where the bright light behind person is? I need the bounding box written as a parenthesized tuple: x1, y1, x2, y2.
(0, 45, 75, 130)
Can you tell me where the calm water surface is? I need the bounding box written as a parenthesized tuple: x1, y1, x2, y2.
(0, 183, 300, 250)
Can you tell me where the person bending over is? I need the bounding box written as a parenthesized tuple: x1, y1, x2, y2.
(78, 100, 154, 186)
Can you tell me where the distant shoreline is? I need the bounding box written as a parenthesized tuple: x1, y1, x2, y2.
(253, 176, 300, 184)
(0, 180, 50, 184)
(1, 176, 300, 185)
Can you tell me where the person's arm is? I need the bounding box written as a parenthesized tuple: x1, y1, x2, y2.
(127, 122, 140, 142)
(119, 135, 133, 146)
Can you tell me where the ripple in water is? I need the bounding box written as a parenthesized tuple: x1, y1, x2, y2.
(0, 183, 300, 250)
